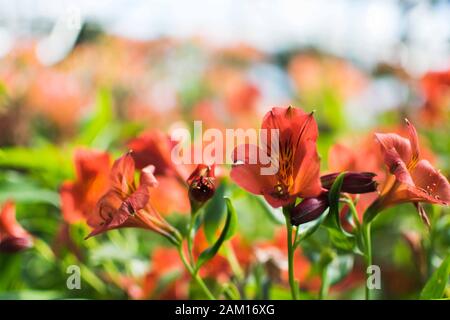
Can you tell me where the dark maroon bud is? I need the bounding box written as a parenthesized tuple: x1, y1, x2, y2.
(321, 172, 378, 194)
(291, 193, 329, 226)
(187, 164, 216, 211)
(0, 236, 32, 253)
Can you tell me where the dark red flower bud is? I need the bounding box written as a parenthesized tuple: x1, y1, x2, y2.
(187, 164, 216, 209)
(291, 193, 329, 226)
(321, 172, 377, 194)
(0, 236, 32, 253)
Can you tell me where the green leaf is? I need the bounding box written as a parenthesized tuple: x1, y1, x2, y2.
(77, 88, 115, 148)
(327, 254, 354, 285)
(327, 172, 346, 229)
(203, 183, 226, 243)
(254, 195, 284, 225)
(195, 197, 237, 271)
(323, 172, 357, 252)
(420, 255, 450, 300)
(295, 208, 329, 247)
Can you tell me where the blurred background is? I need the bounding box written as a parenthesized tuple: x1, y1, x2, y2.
(0, 0, 449, 300)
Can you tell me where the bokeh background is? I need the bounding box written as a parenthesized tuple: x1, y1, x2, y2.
(0, 0, 449, 299)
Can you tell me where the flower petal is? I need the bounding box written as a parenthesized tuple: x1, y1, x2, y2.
(410, 159, 450, 204)
(110, 151, 136, 193)
(375, 132, 412, 166)
(230, 144, 277, 195)
(292, 139, 322, 198)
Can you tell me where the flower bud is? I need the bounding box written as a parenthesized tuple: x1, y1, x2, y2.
(0, 236, 32, 253)
(290, 193, 329, 226)
(321, 172, 377, 194)
(187, 164, 216, 210)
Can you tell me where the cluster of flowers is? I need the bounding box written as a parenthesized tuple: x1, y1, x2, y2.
(1, 106, 448, 300)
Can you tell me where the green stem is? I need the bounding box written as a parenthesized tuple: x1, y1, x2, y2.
(177, 245, 216, 300)
(223, 242, 244, 281)
(187, 213, 197, 265)
(319, 265, 330, 300)
(363, 222, 372, 300)
(284, 210, 299, 300)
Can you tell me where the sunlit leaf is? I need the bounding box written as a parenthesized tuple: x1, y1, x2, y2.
(420, 255, 450, 300)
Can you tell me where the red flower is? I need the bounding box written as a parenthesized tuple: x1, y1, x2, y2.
(85, 152, 180, 244)
(60, 149, 111, 224)
(187, 164, 216, 210)
(231, 106, 321, 207)
(373, 120, 450, 224)
(128, 129, 188, 180)
(0, 201, 32, 253)
(420, 69, 450, 125)
(128, 130, 191, 215)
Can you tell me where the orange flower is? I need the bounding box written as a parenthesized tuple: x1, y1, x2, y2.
(255, 228, 316, 288)
(128, 129, 188, 180)
(85, 152, 181, 244)
(192, 230, 251, 283)
(128, 130, 191, 215)
(141, 248, 188, 299)
(231, 106, 321, 208)
(371, 120, 450, 225)
(420, 69, 450, 125)
(60, 149, 111, 224)
(0, 201, 32, 253)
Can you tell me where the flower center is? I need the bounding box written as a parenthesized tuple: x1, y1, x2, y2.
(273, 141, 295, 198)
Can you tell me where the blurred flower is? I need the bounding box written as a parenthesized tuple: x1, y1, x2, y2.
(85, 152, 181, 244)
(187, 164, 216, 211)
(420, 69, 450, 125)
(0, 201, 32, 253)
(193, 229, 251, 283)
(288, 54, 367, 101)
(231, 106, 321, 208)
(128, 129, 187, 178)
(116, 247, 188, 300)
(60, 149, 111, 224)
(372, 120, 450, 225)
(128, 130, 191, 215)
(255, 228, 317, 288)
(27, 69, 90, 135)
(141, 248, 188, 299)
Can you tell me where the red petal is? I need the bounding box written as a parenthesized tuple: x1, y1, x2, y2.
(110, 152, 136, 193)
(0, 201, 29, 239)
(375, 132, 412, 166)
(230, 144, 277, 195)
(292, 139, 322, 198)
(60, 181, 85, 224)
(405, 119, 420, 163)
(410, 159, 450, 204)
(262, 107, 318, 151)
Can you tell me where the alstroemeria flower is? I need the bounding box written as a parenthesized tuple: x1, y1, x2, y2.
(0, 201, 33, 253)
(231, 106, 321, 208)
(86, 152, 181, 244)
(128, 130, 191, 215)
(128, 129, 189, 180)
(420, 69, 450, 125)
(373, 120, 450, 224)
(187, 164, 216, 210)
(60, 149, 111, 224)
